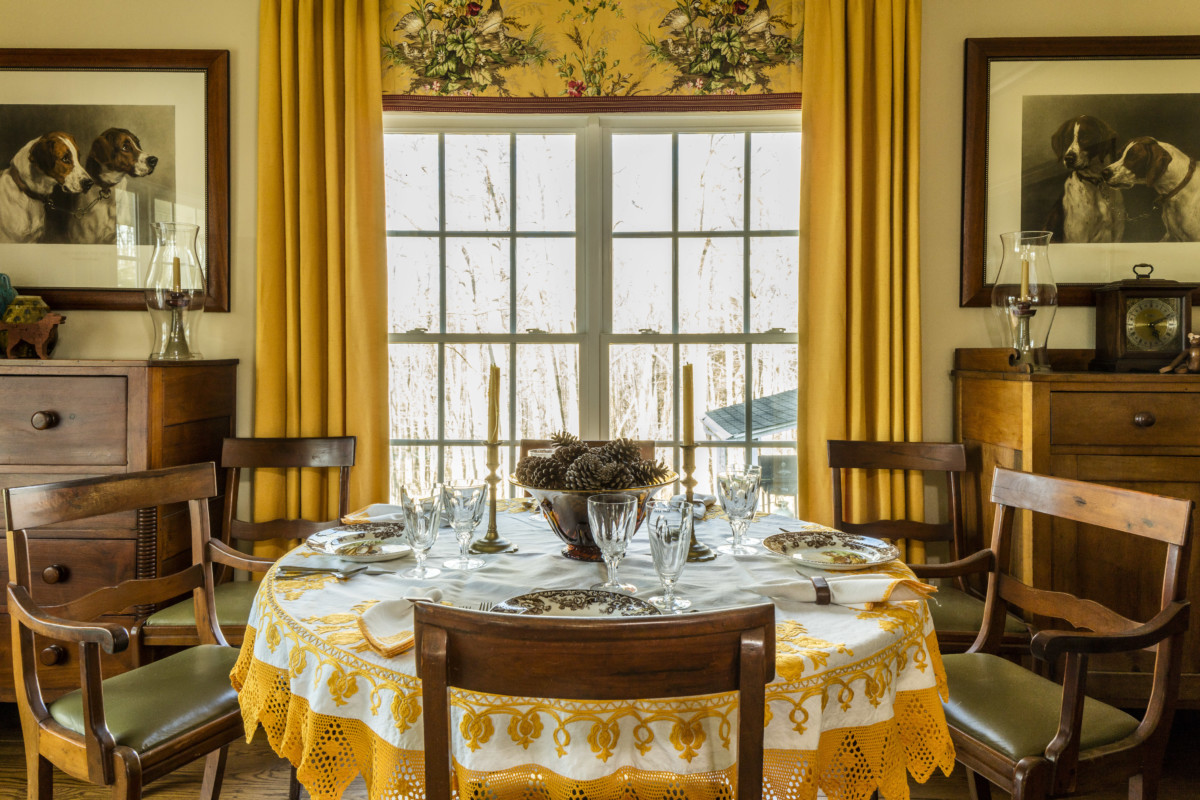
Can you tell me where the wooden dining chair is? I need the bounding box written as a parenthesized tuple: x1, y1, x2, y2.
(943, 467, 1192, 800)
(827, 440, 1029, 655)
(139, 436, 355, 649)
(415, 602, 776, 800)
(5, 463, 255, 800)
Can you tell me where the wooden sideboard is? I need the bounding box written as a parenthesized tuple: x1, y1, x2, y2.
(954, 348, 1200, 707)
(0, 359, 237, 701)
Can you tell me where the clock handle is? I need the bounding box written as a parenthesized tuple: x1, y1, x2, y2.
(1134, 411, 1157, 428)
(1133, 263, 1154, 278)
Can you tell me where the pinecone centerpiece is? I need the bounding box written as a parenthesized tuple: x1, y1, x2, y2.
(509, 433, 677, 561)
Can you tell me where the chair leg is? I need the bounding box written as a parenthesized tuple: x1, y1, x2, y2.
(25, 751, 52, 800)
(200, 746, 229, 800)
(966, 769, 993, 800)
(111, 746, 143, 800)
(1129, 770, 1160, 800)
(288, 764, 303, 800)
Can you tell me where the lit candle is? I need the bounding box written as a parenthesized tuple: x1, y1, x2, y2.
(682, 363, 694, 446)
(171, 256, 181, 294)
(1019, 256, 1029, 301)
(487, 364, 500, 444)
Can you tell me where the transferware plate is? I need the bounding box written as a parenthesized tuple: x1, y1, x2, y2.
(491, 589, 660, 617)
(763, 529, 900, 571)
(306, 524, 412, 562)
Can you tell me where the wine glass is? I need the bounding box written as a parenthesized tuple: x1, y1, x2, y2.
(716, 469, 761, 556)
(588, 493, 638, 594)
(722, 464, 763, 545)
(401, 484, 444, 579)
(646, 500, 696, 612)
(442, 482, 487, 571)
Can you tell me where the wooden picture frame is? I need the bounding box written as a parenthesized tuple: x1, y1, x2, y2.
(0, 49, 229, 311)
(961, 36, 1200, 307)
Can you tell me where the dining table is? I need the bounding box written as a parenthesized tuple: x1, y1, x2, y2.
(230, 500, 956, 800)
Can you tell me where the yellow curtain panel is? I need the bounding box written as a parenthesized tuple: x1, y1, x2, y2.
(379, 0, 803, 102)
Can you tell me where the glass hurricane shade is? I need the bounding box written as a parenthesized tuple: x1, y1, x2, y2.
(145, 222, 205, 360)
(991, 231, 1057, 371)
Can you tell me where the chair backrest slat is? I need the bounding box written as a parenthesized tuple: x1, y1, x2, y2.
(995, 573, 1140, 635)
(44, 564, 207, 623)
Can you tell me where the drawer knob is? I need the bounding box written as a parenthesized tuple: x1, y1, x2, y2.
(42, 564, 68, 584)
(1134, 412, 1157, 428)
(30, 411, 59, 430)
(39, 645, 66, 667)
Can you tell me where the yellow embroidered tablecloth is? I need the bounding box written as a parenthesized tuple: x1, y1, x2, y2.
(231, 510, 955, 800)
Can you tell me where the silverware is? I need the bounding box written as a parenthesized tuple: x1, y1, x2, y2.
(276, 565, 371, 581)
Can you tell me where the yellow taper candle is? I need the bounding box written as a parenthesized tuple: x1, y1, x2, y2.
(487, 364, 500, 443)
(1019, 257, 1029, 301)
(682, 363, 694, 446)
(171, 256, 181, 293)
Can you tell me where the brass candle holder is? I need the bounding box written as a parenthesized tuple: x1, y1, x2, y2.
(680, 443, 716, 562)
(470, 440, 518, 554)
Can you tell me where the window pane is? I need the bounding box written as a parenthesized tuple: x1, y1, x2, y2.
(755, 446, 798, 518)
(389, 344, 439, 440)
(444, 343, 508, 440)
(516, 238, 576, 333)
(445, 134, 510, 231)
(444, 445, 507, 487)
(749, 236, 798, 333)
(517, 134, 575, 231)
(390, 445, 438, 502)
(516, 344, 579, 438)
(682, 344, 745, 442)
(750, 132, 800, 230)
(387, 236, 439, 332)
(446, 237, 509, 334)
(752, 344, 799, 442)
(384, 133, 439, 231)
(612, 134, 672, 232)
(612, 238, 672, 334)
(679, 237, 742, 334)
(679, 133, 743, 232)
(609, 344, 672, 440)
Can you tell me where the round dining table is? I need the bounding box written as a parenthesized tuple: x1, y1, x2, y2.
(231, 502, 955, 800)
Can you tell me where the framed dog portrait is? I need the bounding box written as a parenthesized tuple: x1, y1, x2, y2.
(0, 49, 229, 311)
(961, 36, 1200, 306)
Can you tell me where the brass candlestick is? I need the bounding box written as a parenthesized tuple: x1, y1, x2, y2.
(470, 440, 518, 554)
(681, 443, 716, 562)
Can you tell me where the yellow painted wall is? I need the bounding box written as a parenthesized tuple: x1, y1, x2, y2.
(0, 0, 258, 435)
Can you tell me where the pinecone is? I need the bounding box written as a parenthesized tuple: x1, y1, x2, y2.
(600, 437, 642, 465)
(628, 459, 671, 486)
(564, 452, 607, 489)
(599, 462, 634, 490)
(550, 430, 580, 447)
(552, 441, 590, 467)
(517, 455, 566, 488)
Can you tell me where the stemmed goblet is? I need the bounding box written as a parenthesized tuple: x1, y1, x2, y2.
(646, 499, 696, 612)
(401, 484, 444, 579)
(442, 482, 488, 571)
(588, 493, 638, 594)
(722, 464, 762, 545)
(716, 469, 761, 556)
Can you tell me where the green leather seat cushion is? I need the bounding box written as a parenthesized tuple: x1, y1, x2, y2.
(49, 645, 240, 753)
(942, 652, 1140, 761)
(143, 580, 259, 628)
(928, 585, 1028, 635)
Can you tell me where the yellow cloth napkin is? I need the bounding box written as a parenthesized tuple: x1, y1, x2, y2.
(356, 588, 443, 658)
(745, 573, 936, 609)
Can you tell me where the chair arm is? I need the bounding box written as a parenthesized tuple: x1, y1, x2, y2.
(908, 548, 993, 580)
(208, 538, 280, 572)
(1032, 601, 1190, 663)
(6, 584, 130, 654)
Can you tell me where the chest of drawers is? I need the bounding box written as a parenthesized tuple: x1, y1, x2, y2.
(0, 359, 236, 701)
(954, 348, 1200, 707)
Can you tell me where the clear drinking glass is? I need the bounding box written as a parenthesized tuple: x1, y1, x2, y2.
(716, 469, 761, 556)
(442, 482, 488, 570)
(646, 500, 696, 612)
(723, 464, 762, 545)
(588, 493, 638, 593)
(401, 484, 444, 579)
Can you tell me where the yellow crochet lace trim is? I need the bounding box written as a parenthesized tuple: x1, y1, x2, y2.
(232, 627, 954, 800)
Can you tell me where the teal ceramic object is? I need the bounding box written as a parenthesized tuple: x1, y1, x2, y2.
(0, 275, 15, 319)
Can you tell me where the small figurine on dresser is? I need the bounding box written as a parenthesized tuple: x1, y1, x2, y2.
(1160, 332, 1200, 374)
(0, 292, 66, 359)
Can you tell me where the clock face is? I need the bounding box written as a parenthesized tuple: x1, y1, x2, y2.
(1125, 297, 1182, 352)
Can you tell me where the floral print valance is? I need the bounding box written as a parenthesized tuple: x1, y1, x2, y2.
(380, 0, 803, 109)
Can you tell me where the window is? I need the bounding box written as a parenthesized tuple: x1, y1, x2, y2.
(385, 113, 800, 513)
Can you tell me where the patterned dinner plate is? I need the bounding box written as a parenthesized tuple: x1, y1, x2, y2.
(763, 529, 900, 571)
(491, 589, 660, 617)
(305, 524, 412, 562)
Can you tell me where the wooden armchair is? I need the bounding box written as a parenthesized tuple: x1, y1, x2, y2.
(827, 440, 1030, 654)
(943, 468, 1192, 800)
(139, 436, 355, 649)
(5, 463, 255, 800)
(415, 602, 776, 800)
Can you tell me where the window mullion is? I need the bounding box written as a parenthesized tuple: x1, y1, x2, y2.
(436, 133, 447, 482)
(743, 132, 754, 465)
(585, 116, 606, 440)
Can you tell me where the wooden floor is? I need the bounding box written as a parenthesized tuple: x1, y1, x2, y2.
(2, 702, 1198, 799)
